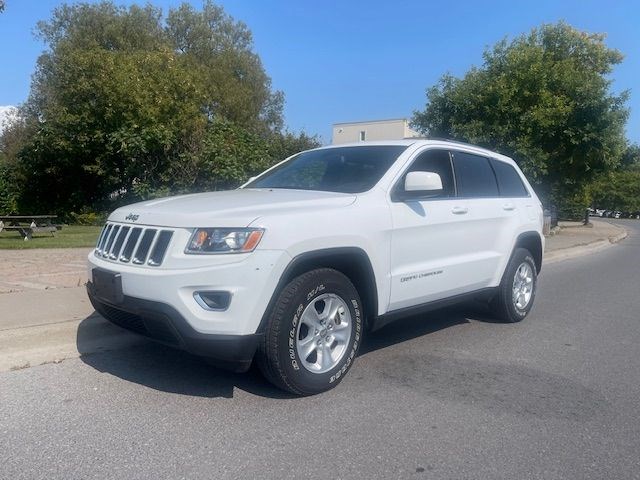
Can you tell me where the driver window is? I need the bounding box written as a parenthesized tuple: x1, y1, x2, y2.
(404, 149, 455, 197)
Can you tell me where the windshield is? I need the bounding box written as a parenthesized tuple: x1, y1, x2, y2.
(245, 145, 408, 194)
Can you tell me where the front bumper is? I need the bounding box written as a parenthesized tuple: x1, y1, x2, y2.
(87, 249, 290, 336)
(87, 283, 261, 372)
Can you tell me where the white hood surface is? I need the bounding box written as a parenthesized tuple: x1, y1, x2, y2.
(108, 189, 357, 228)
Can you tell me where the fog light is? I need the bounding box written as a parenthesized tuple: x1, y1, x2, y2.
(194, 291, 231, 311)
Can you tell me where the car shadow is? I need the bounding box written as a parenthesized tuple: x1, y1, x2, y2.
(360, 302, 499, 355)
(76, 302, 492, 399)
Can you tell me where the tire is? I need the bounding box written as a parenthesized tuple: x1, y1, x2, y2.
(257, 268, 363, 395)
(490, 248, 538, 323)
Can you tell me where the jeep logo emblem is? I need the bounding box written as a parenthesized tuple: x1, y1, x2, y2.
(125, 213, 139, 222)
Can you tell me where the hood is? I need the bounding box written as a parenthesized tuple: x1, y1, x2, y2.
(108, 188, 357, 228)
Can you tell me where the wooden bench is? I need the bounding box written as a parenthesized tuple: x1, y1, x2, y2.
(0, 215, 60, 241)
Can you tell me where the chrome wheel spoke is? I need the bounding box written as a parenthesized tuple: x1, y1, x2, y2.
(298, 335, 317, 359)
(319, 297, 335, 320)
(331, 327, 349, 342)
(318, 345, 333, 370)
(301, 309, 321, 329)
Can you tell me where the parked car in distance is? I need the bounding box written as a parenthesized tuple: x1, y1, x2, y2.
(87, 140, 544, 395)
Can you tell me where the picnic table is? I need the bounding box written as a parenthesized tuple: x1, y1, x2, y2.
(0, 215, 60, 240)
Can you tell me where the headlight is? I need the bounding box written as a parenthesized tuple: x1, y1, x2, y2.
(185, 228, 264, 254)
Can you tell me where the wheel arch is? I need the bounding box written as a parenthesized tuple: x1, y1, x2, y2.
(514, 231, 543, 273)
(256, 247, 379, 333)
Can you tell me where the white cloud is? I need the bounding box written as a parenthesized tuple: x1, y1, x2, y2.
(0, 105, 19, 135)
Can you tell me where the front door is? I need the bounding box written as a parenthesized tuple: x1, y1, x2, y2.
(388, 148, 506, 312)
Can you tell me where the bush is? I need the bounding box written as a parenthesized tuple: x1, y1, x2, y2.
(68, 211, 107, 226)
(554, 188, 590, 221)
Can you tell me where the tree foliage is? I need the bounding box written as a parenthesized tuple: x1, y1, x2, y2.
(588, 171, 640, 212)
(586, 143, 640, 212)
(620, 144, 640, 170)
(3, 1, 317, 215)
(412, 22, 629, 206)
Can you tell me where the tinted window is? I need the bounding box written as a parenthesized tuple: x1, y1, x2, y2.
(452, 152, 499, 197)
(246, 146, 407, 194)
(490, 159, 528, 197)
(402, 149, 455, 198)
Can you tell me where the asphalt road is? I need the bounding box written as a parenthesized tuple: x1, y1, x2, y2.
(1, 221, 639, 480)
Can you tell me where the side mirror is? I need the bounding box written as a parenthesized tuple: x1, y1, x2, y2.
(403, 171, 443, 195)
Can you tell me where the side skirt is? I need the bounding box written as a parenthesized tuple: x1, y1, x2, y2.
(371, 288, 496, 331)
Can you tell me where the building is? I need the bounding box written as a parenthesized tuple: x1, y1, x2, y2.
(332, 118, 421, 144)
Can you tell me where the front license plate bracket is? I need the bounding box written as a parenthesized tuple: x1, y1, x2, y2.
(92, 269, 124, 304)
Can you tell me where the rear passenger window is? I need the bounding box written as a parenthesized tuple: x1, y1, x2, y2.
(452, 152, 499, 197)
(403, 149, 455, 198)
(490, 159, 528, 197)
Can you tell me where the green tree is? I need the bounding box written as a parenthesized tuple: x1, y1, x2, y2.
(0, 159, 18, 214)
(620, 144, 640, 170)
(412, 22, 629, 210)
(0, 115, 30, 214)
(166, 2, 284, 133)
(588, 170, 640, 212)
(8, 1, 315, 214)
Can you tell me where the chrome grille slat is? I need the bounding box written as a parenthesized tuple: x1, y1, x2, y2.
(96, 224, 112, 255)
(148, 231, 173, 266)
(109, 226, 130, 260)
(93, 223, 173, 267)
(120, 227, 142, 262)
(102, 225, 120, 258)
(95, 225, 109, 254)
(132, 229, 157, 265)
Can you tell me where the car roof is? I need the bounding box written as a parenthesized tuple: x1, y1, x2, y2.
(319, 139, 514, 163)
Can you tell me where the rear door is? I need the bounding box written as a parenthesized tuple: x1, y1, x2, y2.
(489, 157, 535, 277)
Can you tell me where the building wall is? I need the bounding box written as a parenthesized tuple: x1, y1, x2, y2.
(332, 118, 420, 144)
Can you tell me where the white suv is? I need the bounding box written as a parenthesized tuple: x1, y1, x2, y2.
(87, 140, 544, 395)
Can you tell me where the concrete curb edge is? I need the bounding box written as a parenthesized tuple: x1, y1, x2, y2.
(544, 224, 628, 265)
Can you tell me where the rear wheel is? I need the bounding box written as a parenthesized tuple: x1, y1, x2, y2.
(257, 268, 363, 395)
(490, 248, 537, 323)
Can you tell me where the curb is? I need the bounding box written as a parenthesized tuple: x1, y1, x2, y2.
(0, 314, 144, 373)
(544, 224, 628, 265)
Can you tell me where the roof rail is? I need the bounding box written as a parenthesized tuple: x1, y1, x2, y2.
(405, 137, 512, 159)
(408, 136, 488, 148)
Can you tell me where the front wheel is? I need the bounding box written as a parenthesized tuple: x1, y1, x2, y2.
(257, 268, 363, 395)
(490, 248, 538, 323)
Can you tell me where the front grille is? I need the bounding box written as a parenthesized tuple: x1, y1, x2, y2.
(95, 222, 173, 267)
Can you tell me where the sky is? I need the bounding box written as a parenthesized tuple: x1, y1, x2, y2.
(0, 0, 639, 144)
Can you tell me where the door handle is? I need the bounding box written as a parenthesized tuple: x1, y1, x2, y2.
(503, 203, 516, 211)
(451, 206, 468, 215)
